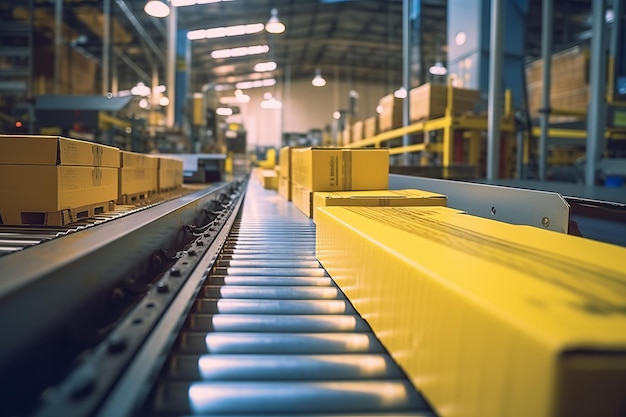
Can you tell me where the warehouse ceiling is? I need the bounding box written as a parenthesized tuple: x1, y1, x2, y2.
(3, 0, 603, 98)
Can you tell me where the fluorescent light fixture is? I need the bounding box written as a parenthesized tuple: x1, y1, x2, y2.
(394, 87, 407, 98)
(429, 61, 448, 76)
(131, 82, 151, 96)
(211, 44, 269, 59)
(216, 107, 234, 116)
(172, 0, 232, 6)
(187, 23, 264, 41)
(265, 8, 285, 34)
(235, 78, 276, 90)
(254, 61, 277, 72)
(144, 0, 170, 17)
(312, 68, 326, 87)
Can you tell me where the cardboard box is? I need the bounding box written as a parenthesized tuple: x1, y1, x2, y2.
(341, 127, 351, 146)
(153, 156, 183, 191)
(118, 151, 158, 202)
(278, 146, 296, 200)
(0, 166, 118, 225)
(378, 94, 403, 131)
(262, 169, 278, 190)
(316, 206, 626, 417)
(364, 116, 379, 138)
(0, 135, 119, 225)
(0, 135, 119, 167)
(291, 183, 313, 218)
(351, 120, 364, 143)
(291, 147, 389, 192)
(312, 189, 447, 222)
(409, 83, 480, 121)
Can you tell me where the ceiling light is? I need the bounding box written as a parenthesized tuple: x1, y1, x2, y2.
(312, 68, 326, 87)
(376, 105, 383, 114)
(394, 87, 407, 99)
(254, 61, 277, 72)
(261, 93, 282, 109)
(144, 0, 170, 17)
(211, 44, 269, 59)
(138, 98, 149, 109)
(333, 111, 341, 120)
(265, 8, 285, 34)
(216, 107, 234, 116)
(159, 96, 170, 106)
(188, 23, 265, 41)
(429, 61, 448, 76)
(236, 78, 276, 90)
(131, 82, 151, 96)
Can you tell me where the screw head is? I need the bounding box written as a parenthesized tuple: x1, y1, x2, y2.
(542, 217, 550, 227)
(156, 281, 169, 293)
(107, 335, 127, 354)
(169, 267, 181, 277)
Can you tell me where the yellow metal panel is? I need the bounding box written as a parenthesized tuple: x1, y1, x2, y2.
(316, 205, 626, 417)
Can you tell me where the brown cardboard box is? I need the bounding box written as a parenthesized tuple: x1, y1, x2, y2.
(364, 116, 379, 138)
(291, 183, 314, 217)
(409, 83, 480, 121)
(312, 188, 447, 222)
(378, 94, 403, 131)
(0, 135, 119, 225)
(278, 146, 298, 201)
(118, 151, 158, 202)
(351, 120, 364, 143)
(262, 169, 278, 190)
(153, 156, 183, 191)
(291, 147, 389, 192)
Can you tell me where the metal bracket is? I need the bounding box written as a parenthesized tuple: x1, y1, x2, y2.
(389, 174, 571, 233)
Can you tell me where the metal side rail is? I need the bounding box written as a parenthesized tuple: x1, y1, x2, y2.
(94, 178, 436, 417)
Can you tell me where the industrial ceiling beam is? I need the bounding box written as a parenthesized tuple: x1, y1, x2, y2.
(114, 0, 163, 65)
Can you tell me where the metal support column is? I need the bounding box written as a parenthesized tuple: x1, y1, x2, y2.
(585, 0, 608, 186)
(538, 0, 553, 181)
(166, 5, 177, 128)
(487, 0, 503, 180)
(402, 0, 411, 166)
(102, 0, 111, 95)
(54, 0, 62, 94)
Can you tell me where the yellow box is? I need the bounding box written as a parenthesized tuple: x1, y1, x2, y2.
(262, 169, 278, 190)
(378, 94, 403, 131)
(153, 156, 183, 191)
(291, 183, 313, 217)
(312, 189, 447, 222)
(364, 116, 379, 138)
(291, 147, 389, 192)
(409, 83, 480, 121)
(0, 165, 118, 224)
(316, 206, 626, 417)
(0, 135, 120, 225)
(0, 135, 120, 167)
(118, 151, 158, 200)
(351, 120, 364, 143)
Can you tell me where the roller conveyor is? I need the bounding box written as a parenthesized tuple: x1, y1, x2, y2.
(134, 178, 435, 416)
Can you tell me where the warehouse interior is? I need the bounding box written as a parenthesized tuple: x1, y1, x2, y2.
(1, 1, 626, 417)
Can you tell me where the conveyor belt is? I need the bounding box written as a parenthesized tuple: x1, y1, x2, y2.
(135, 179, 435, 416)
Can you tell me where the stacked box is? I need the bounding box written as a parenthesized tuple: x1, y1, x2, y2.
(409, 83, 480, 121)
(262, 169, 278, 190)
(526, 45, 589, 119)
(0, 135, 119, 225)
(316, 205, 626, 417)
(378, 94, 403, 131)
(290, 147, 389, 217)
(351, 120, 364, 143)
(153, 155, 184, 191)
(278, 146, 296, 201)
(311, 188, 447, 222)
(118, 151, 158, 203)
(341, 126, 351, 146)
(364, 116, 379, 138)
